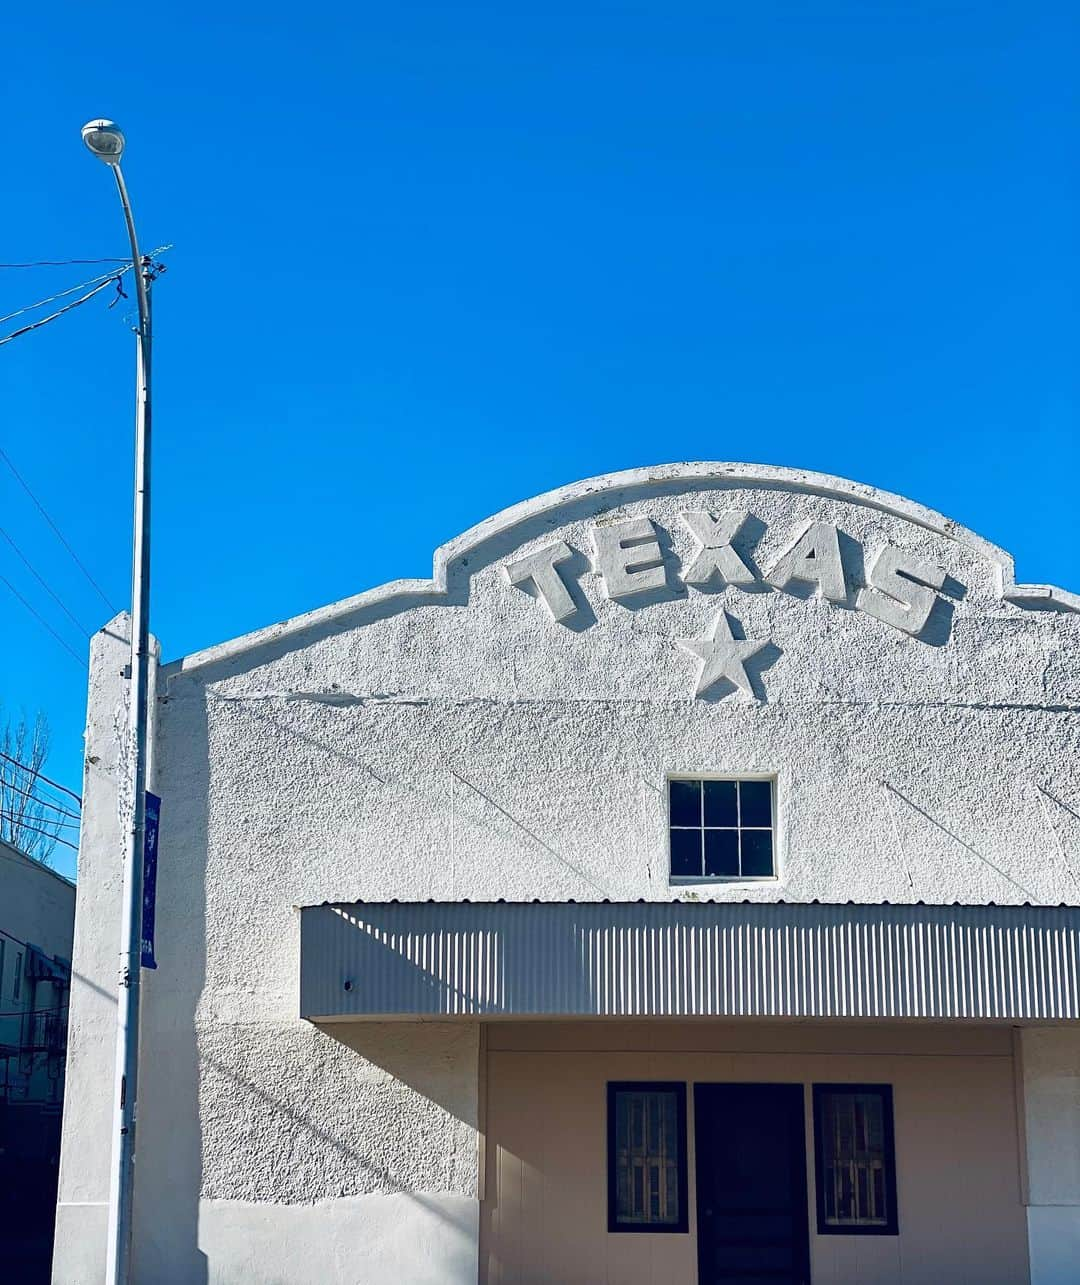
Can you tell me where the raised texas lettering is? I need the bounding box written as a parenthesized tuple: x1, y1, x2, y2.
(592, 517, 666, 600)
(765, 521, 846, 604)
(680, 511, 757, 588)
(858, 546, 948, 637)
(503, 540, 579, 622)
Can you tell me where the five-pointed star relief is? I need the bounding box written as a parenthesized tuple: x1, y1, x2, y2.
(677, 611, 772, 699)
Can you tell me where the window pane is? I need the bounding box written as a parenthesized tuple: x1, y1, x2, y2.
(740, 829, 774, 877)
(817, 1087, 895, 1232)
(704, 829, 739, 877)
(739, 779, 773, 828)
(703, 779, 738, 827)
(669, 779, 701, 828)
(612, 1088, 682, 1228)
(670, 829, 703, 878)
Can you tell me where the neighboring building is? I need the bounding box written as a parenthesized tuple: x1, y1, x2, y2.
(54, 463, 1080, 1285)
(1, 837, 75, 1283)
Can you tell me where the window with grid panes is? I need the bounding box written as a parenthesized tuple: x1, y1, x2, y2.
(668, 777, 775, 879)
(813, 1084, 898, 1235)
(607, 1082, 688, 1233)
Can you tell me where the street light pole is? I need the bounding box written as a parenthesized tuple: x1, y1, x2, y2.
(81, 118, 152, 1285)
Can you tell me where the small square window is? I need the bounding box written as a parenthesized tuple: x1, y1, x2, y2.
(668, 777, 776, 880)
(813, 1084, 898, 1236)
(608, 1082, 688, 1233)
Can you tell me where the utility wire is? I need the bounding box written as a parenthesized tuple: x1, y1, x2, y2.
(0, 244, 171, 347)
(0, 526, 91, 636)
(0, 256, 128, 269)
(0, 777, 81, 822)
(0, 265, 129, 328)
(1, 808, 80, 833)
(0, 813, 78, 851)
(0, 752, 82, 805)
(0, 275, 123, 347)
(0, 446, 115, 613)
(0, 245, 171, 332)
(0, 809, 80, 833)
(0, 243, 171, 616)
(0, 573, 86, 668)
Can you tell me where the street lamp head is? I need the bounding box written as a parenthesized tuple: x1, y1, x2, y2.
(81, 119, 125, 165)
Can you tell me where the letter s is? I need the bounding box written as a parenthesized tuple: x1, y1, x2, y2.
(858, 545, 947, 637)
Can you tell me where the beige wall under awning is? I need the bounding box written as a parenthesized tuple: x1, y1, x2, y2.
(480, 1020, 1029, 1285)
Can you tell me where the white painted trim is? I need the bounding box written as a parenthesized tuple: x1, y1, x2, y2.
(163, 461, 1080, 677)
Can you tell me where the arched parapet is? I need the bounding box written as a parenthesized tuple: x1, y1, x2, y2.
(166, 461, 1078, 687)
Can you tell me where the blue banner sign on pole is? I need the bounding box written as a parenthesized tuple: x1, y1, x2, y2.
(141, 792, 161, 970)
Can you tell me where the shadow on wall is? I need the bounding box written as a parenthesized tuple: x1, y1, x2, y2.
(304, 904, 609, 1017)
(191, 1018, 479, 1217)
(209, 695, 622, 901)
(130, 692, 209, 1284)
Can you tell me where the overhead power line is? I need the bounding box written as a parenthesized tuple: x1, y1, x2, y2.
(0, 751, 83, 805)
(0, 256, 129, 269)
(0, 805, 81, 833)
(0, 274, 125, 348)
(0, 813, 78, 851)
(0, 445, 116, 613)
(0, 776, 81, 821)
(0, 526, 91, 636)
(0, 265, 130, 328)
(0, 573, 86, 667)
(0, 245, 171, 339)
(12, 811, 81, 833)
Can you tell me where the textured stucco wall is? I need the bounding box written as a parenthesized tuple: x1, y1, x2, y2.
(165, 466, 1079, 913)
(56, 465, 1080, 1283)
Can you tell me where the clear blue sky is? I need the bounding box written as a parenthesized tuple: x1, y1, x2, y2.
(2, 2, 1078, 877)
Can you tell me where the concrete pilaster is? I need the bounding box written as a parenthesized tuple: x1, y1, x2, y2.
(1019, 1027, 1080, 1285)
(52, 616, 159, 1285)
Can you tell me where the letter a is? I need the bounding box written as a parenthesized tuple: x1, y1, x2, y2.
(765, 521, 847, 603)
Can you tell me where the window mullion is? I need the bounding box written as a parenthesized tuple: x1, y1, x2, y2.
(699, 783, 705, 877)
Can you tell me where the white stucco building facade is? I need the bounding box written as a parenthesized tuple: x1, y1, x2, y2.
(54, 463, 1080, 1284)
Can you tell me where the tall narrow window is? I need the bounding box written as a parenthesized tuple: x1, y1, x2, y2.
(813, 1084, 898, 1235)
(13, 950, 22, 1001)
(608, 1082, 688, 1233)
(668, 776, 775, 879)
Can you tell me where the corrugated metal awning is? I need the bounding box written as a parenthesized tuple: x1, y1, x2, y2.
(300, 901, 1080, 1022)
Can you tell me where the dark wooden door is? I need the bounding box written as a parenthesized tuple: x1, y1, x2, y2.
(694, 1083, 811, 1285)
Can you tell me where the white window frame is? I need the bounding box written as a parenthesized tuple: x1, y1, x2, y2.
(666, 772, 781, 886)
